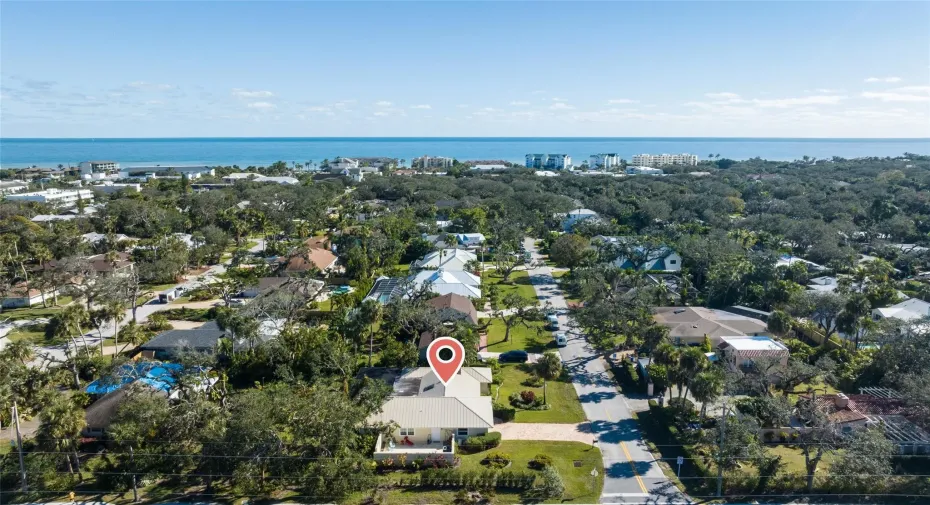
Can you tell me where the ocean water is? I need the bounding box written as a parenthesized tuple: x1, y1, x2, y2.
(1, 137, 927, 168)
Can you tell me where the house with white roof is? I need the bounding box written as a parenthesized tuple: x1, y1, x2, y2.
(717, 336, 789, 368)
(363, 367, 494, 462)
(592, 236, 682, 272)
(455, 233, 485, 247)
(412, 249, 478, 271)
(409, 269, 481, 299)
(872, 298, 930, 323)
(776, 254, 826, 272)
(561, 208, 599, 231)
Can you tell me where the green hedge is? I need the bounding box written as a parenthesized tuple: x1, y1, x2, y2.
(395, 468, 536, 490)
(493, 402, 516, 422)
(460, 432, 501, 453)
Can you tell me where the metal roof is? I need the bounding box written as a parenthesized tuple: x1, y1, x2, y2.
(368, 396, 494, 429)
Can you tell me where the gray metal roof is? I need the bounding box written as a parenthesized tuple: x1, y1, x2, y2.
(368, 396, 494, 429)
(141, 321, 225, 350)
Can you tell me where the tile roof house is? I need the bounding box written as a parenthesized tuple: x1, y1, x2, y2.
(1, 282, 59, 309)
(283, 247, 338, 274)
(718, 336, 789, 368)
(362, 367, 494, 462)
(653, 306, 770, 346)
(412, 249, 478, 271)
(240, 276, 290, 298)
(409, 269, 481, 299)
(426, 293, 479, 325)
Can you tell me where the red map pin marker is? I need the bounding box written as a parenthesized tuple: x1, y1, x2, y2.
(427, 337, 465, 385)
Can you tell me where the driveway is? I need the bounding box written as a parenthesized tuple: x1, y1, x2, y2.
(493, 422, 596, 445)
(478, 351, 543, 364)
(523, 237, 689, 504)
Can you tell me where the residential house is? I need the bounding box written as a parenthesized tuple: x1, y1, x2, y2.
(422, 234, 457, 249)
(872, 298, 930, 323)
(31, 214, 78, 223)
(0, 181, 29, 195)
(81, 233, 132, 245)
(625, 166, 664, 175)
(653, 306, 770, 347)
(426, 293, 479, 325)
(120, 165, 215, 180)
(776, 254, 826, 272)
(139, 320, 283, 359)
(455, 233, 486, 248)
(409, 269, 481, 299)
(364, 276, 405, 304)
(240, 277, 290, 298)
(472, 164, 507, 171)
(91, 182, 141, 194)
(283, 247, 338, 275)
(1, 282, 59, 309)
(717, 336, 789, 368)
(592, 236, 682, 272)
(561, 208, 599, 232)
(412, 249, 478, 271)
(363, 367, 494, 462)
(5, 188, 93, 206)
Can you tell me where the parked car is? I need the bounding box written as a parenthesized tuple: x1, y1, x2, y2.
(545, 315, 559, 330)
(498, 350, 529, 363)
(555, 332, 567, 347)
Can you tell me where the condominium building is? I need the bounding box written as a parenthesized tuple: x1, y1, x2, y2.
(119, 165, 215, 180)
(0, 181, 29, 195)
(78, 160, 120, 178)
(626, 166, 664, 176)
(590, 153, 622, 169)
(5, 188, 94, 205)
(525, 154, 571, 170)
(412, 155, 454, 170)
(631, 153, 699, 167)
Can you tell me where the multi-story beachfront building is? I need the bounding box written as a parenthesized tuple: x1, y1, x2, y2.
(525, 154, 571, 170)
(412, 155, 454, 170)
(631, 153, 699, 167)
(589, 153, 622, 169)
(78, 160, 120, 179)
(5, 188, 94, 206)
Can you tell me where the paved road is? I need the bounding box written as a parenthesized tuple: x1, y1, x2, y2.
(523, 237, 689, 504)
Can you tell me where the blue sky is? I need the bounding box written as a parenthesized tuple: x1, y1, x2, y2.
(1, 1, 928, 138)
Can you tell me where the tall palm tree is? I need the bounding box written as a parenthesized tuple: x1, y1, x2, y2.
(38, 395, 86, 477)
(3, 339, 34, 366)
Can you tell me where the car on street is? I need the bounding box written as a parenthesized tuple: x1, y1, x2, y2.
(498, 350, 529, 363)
(555, 332, 567, 347)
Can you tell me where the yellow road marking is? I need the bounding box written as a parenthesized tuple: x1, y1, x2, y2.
(604, 407, 612, 421)
(620, 441, 649, 494)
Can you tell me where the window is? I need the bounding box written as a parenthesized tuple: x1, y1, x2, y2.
(457, 428, 469, 437)
(399, 428, 415, 436)
(669, 259, 677, 265)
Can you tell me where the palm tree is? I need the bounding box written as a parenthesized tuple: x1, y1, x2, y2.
(118, 320, 146, 354)
(38, 395, 86, 478)
(690, 369, 725, 420)
(3, 339, 34, 366)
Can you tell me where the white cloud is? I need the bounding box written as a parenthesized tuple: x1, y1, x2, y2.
(752, 95, 847, 108)
(307, 106, 330, 112)
(705, 92, 741, 100)
(375, 100, 392, 107)
(247, 102, 276, 110)
(814, 88, 844, 93)
(510, 101, 530, 106)
(607, 99, 639, 104)
(550, 102, 575, 110)
(531, 90, 546, 95)
(232, 88, 274, 99)
(410, 104, 431, 109)
(861, 90, 930, 103)
(551, 97, 566, 102)
(865, 76, 902, 83)
(373, 111, 388, 116)
(457, 104, 469, 109)
(127, 81, 175, 91)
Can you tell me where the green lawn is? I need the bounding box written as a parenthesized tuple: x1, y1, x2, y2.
(0, 296, 74, 321)
(5, 324, 48, 345)
(142, 283, 178, 293)
(484, 319, 552, 353)
(495, 364, 585, 423)
(352, 441, 603, 504)
(551, 270, 568, 279)
(484, 270, 537, 309)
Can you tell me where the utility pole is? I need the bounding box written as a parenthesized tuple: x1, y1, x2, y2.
(716, 400, 727, 498)
(130, 445, 139, 502)
(12, 402, 27, 492)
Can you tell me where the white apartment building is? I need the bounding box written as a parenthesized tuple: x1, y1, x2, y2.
(329, 157, 360, 171)
(525, 154, 571, 170)
(631, 153, 699, 167)
(91, 182, 142, 194)
(412, 155, 454, 170)
(0, 181, 29, 195)
(5, 188, 94, 205)
(590, 153, 622, 169)
(120, 165, 215, 180)
(626, 166, 664, 176)
(78, 161, 120, 177)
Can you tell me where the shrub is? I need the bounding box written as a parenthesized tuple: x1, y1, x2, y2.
(461, 432, 501, 452)
(523, 374, 544, 387)
(520, 390, 536, 403)
(493, 402, 516, 423)
(536, 466, 565, 499)
(790, 431, 799, 442)
(647, 399, 659, 410)
(483, 452, 512, 469)
(530, 454, 553, 469)
(779, 431, 789, 442)
(763, 431, 775, 442)
(508, 391, 549, 410)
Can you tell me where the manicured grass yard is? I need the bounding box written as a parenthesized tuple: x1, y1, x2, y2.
(0, 296, 73, 321)
(495, 364, 585, 423)
(484, 270, 537, 309)
(5, 325, 48, 345)
(484, 318, 552, 353)
(353, 441, 603, 504)
(550, 270, 568, 279)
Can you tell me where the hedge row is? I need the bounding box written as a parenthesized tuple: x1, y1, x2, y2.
(394, 468, 536, 490)
(460, 432, 502, 453)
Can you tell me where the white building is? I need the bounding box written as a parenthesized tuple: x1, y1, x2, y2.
(472, 164, 507, 171)
(409, 269, 482, 299)
(412, 155, 454, 170)
(92, 182, 141, 194)
(120, 165, 215, 180)
(718, 336, 789, 368)
(412, 249, 478, 271)
(872, 298, 930, 323)
(590, 153, 622, 169)
(78, 160, 120, 178)
(525, 154, 571, 170)
(254, 176, 299, 185)
(455, 233, 486, 247)
(631, 153, 699, 167)
(329, 157, 360, 171)
(0, 181, 29, 195)
(626, 166, 664, 175)
(561, 208, 599, 231)
(5, 188, 94, 206)
(222, 172, 261, 183)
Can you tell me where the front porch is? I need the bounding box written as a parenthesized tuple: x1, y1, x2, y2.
(373, 433, 456, 462)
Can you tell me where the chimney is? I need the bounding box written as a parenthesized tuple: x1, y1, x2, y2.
(834, 393, 849, 409)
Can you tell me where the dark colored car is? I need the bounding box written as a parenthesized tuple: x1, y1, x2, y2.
(498, 350, 529, 363)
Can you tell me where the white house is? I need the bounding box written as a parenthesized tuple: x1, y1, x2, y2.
(5, 188, 94, 206)
(412, 249, 478, 271)
(626, 166, 664, 176)
(92, 182, 141, 194)
(872, 298, 930, 323)
(472, 164, 507, 171)
(0, 181, 29, 195)
(1, 283, 59, 309)
(366, 367, 494, 462)
(592, 236, 682, 272)
(776, 254, 826, 272)
(409, 269, 481, 299)
(718, 336, 789, 368)
(561, 208, 599, 231)
(455, 233, 485, 247)
(329, 157, 360, 171)
(120, 165, 215, 180)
